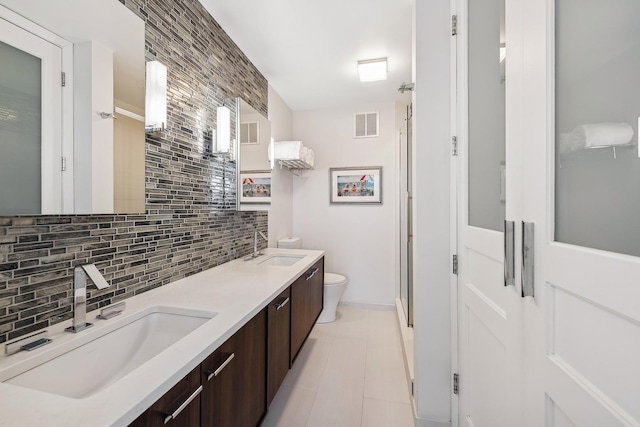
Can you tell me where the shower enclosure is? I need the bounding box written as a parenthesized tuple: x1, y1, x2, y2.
(399, 104, 413, 326)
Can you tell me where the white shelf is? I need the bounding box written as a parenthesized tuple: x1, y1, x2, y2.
(277, 159, 314, 171)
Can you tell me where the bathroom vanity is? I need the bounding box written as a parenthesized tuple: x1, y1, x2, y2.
(0, 248, 324, 426)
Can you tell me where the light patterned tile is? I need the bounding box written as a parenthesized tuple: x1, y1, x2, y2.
(262, 384, 317, 427)
(332, 306, 370, 339)
(367, 309, 401, 346)
(361, 398, 414, 427)
(282, 337, 331, 391)
(306, 374, 365, 427)
(364, 342, 411, 404)
(322, 336, 368, 381)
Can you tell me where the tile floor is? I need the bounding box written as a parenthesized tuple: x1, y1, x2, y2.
(262, 306, 415, 427)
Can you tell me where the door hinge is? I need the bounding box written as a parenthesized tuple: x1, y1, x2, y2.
(451, 15, 458, 36)
(411, 380, 414, 396)
(61, 157, 67, 172)
(452, 254, 458, 275)
(452, 136, 458, 156)
(61, 72, 66, 87)
(453, 373, 459, 394)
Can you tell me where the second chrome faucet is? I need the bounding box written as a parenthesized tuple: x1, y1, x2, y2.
(245, 230, 268, 261)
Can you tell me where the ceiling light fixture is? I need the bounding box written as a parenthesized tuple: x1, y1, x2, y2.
(357, 57, 387, 82)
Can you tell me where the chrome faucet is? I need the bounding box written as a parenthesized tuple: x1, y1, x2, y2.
(245, 230, 268, 260)
(66, 264, 110, 333)
(254, 230, 268, 257)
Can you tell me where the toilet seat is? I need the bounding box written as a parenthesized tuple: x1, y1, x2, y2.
(324, 273, 347, 286)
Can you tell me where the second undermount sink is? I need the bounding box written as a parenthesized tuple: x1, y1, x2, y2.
(3, 306, 216, 399)
(257, 254, 305, 266)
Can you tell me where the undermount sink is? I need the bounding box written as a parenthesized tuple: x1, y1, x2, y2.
(3, 306, 216, 399)
(257, 254, 305, 266)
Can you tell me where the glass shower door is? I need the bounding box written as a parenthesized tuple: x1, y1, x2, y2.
(399, 104, 413, 326)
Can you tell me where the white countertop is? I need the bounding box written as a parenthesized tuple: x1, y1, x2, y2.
(0, 248, 324, 426)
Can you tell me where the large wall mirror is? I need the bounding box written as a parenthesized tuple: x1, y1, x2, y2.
(234, 98, 272, 211)
(0, 0, 145, 215)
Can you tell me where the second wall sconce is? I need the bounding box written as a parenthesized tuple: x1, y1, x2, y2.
(145, 60, 167, 133)
(216, 106, 231, 153)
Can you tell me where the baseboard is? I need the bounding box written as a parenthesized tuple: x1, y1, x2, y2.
(338, 300, 395, 311)
(414, 416, 452, 427)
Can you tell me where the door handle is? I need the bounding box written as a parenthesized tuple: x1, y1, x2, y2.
(504, 220, 515, 287)
(522, 221, 534, 298)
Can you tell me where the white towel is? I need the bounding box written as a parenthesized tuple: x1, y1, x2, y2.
(273, 141, 303, 159)
(559, 122, 633, 153)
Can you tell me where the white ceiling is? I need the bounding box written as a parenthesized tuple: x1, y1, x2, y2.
(198, 0, 413, 112)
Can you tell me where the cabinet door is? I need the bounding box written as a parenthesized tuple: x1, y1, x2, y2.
(129, 367, 201, 427)
(201, 309, 267, 427)
(290, 257, 325, 364)
(290, 274, 308, 364)
(267, 287, 291, 406)
(306, 258, 324, 329)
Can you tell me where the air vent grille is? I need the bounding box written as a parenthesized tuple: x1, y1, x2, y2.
(354, 112, 379, 138)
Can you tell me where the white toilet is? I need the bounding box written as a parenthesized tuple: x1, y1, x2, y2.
(277, 237, 348, 324)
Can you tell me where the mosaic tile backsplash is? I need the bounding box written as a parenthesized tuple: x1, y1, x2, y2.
(0, 0, 269, 344)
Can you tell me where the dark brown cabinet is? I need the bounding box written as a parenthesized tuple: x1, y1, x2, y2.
(267, 287, 291, 406)
(290, 259, 324, 364)
(129, 256, 325, 426)
(201, 308, 267, 427)
(130, 367, 201, 427)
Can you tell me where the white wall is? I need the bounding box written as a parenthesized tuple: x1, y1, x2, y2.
(267, 85, 294, 247)
(292, 102, 397, 307)
(412, 0, 452, 425)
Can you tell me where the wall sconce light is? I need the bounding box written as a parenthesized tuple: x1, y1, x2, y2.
(500, 43, 506, 63)
(216, 106, 231, 153)
(145, 60, 167, 133)
(357, 57, 388, 82)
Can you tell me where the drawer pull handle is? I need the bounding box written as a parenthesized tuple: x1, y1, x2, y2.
(206, 353, 235, 381)
(163, 385, 203, 424)
(276, 297, 290, 310)
(305, 268, 319, 281)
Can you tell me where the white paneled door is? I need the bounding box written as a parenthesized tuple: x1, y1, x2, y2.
(457, 0, 640, 425)
(456, 0, 523, 425)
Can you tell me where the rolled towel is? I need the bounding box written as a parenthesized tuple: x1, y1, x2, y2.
(273, 140, 303, 159)
(559, 122, 633, 153)
(576, 122, 633, 148)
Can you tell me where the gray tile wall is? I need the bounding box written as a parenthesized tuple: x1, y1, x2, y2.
(0, 0, 269, 344)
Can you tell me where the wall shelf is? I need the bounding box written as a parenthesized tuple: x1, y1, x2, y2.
(277, 159, 314, 173)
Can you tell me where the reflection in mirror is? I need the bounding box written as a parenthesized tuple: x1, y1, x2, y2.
(0, 0, 145, 215)
(236, 98, 272, 211)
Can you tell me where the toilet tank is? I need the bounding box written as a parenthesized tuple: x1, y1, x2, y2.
(277, 237, 302, 249)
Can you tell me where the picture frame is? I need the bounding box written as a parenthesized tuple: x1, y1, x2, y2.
(240, 171, 271, 203)
(329, 166, 382, 204)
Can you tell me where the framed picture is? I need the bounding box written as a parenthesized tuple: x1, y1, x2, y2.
(240, 171, 271, 203)
(329, 166, 382, 204)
